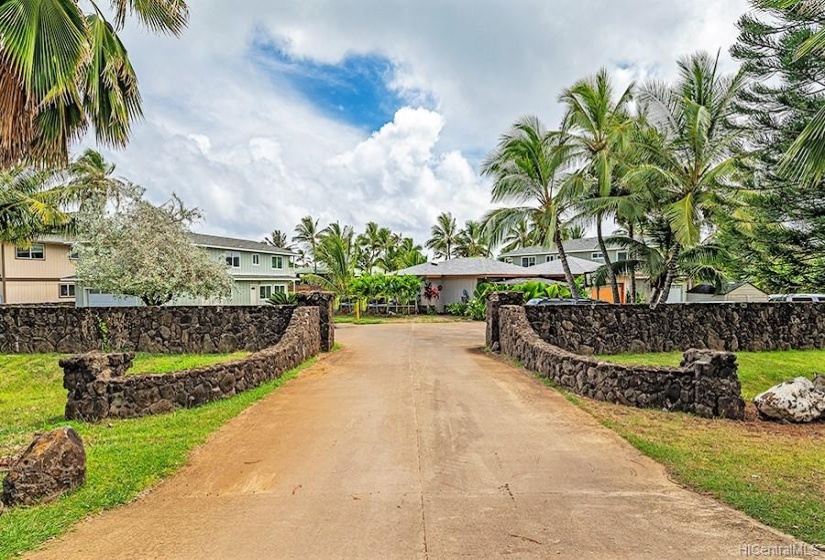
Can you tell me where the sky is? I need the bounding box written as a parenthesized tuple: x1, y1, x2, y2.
(91, 0, 751, 246)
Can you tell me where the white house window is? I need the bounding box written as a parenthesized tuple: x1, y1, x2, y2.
(274, 285, 286, 293)
(252, 254, 260, 266)
(591, 252, 605, 262)
(225, 251, 241, 268)
(271, 255, 284, 269)
(617, 251, 628, 262)
(59, 283, 76, 298)
(547, 255, 555, 262)
(16, 243, 45, 260)
(521, 256, 536, 267)
(69, 248, 79, 260)
(504, 258, 513, 264)
(260, 284, 287, 299)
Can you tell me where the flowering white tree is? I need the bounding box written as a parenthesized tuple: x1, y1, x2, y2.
(76, 193, 233, 306)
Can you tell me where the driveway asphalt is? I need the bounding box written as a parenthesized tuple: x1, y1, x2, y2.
(28, 322, 806, 559)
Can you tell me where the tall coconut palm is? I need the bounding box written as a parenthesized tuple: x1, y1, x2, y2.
(304, 232, 355, 299)
(560, 69, 635, 303)
(455, 220, 491, 257)
(0, 149, 128, 243)
(357, 221, 393, 272)
(481, 116, 579, 295)
(0, 0, 189, 168)
(264, 229, 292, 249)
(292, 215, 321, 272)
(426, 212, 459, 260)
(500, 216, 535, 253)
(629, 52, 746, 306)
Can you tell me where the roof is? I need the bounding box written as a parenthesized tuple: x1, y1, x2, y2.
(394, 258, 537, 278)
(189, 233, 295, 256)
(495, 277, 563, 286)
(688, 281, 763, 296)
(525, 256, 601, 277)
(500, 237, 607, 258)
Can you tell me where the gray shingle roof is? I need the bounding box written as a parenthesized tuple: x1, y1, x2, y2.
(525, 256, 601, 276)
(395, 258, 537, 278)
(189, 233, 295, 256)
(500, 237, 609, 258)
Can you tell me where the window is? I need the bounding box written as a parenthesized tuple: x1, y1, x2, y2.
(69, 249, 79, 260)
(591, 252, 605, 262)
(260, 284, 287, 300)
(225, 251, 240, 268)
(521, 256, 536, 267)
(252, 254, 260, 266)
(546, 255, 555, 262)
(791, 296, 815, 302)
(617, 251, 628, 262)
(59, 283, 76, 298)
(271, 255, 284, 269)
(16, 243, 45, 260)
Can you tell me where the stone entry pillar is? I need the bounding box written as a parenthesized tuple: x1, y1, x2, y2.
(297, 291, 335, 352)
(486, 291, 524, 351)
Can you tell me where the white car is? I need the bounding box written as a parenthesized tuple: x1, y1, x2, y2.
(769, 294, 825, 303)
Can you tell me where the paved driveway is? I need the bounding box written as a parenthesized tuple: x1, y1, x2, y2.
(29, 322, 803, 559)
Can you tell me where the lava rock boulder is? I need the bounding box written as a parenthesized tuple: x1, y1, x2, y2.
(2, 427, 86, 507)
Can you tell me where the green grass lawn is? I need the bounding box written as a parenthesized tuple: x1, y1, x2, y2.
(0, 352, 310, 559)
(598, 349, 825, 399)
(566, 349, 825, 545)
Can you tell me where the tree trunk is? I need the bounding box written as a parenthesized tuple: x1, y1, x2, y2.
(555, 225, 579, 298)
(629, 223, 637, 304)
(596, 216, 621, 303)
(652, 244, 681, 309)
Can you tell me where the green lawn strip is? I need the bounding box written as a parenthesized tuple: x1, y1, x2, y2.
(0, 355, 315, 560)
(597, 349, 825, 400)
(576, 401, 825, 545)
(522, 356, 825, 544)
(128, 352, 251, 375)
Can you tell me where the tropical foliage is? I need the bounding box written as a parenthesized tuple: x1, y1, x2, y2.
(0, 0, 189, 168)
(75, 191, 233, 306)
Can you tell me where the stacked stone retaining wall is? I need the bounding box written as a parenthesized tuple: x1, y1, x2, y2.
(498, 305, 745, 419)
(62, 307, 321, 422)
(525, 302, 825, 355)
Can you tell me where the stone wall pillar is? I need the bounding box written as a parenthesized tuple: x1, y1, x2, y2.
(297, 291, 335, 352)
(62, 352, 134, 422)
(486, 291, 524, 351)
(681, 349, 745, 420)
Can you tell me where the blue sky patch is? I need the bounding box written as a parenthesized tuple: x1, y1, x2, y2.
(251, 36, 412, 131)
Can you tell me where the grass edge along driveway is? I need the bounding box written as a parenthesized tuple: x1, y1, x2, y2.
(0, 353, 317, 560)
(552, 349, 825, 546)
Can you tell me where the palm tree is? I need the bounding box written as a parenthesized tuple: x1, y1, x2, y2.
(560, 69, 635, 303)
(629, 52, 745, 306)
(305, 229, 356, 299)
(560, 223, 586, 241)
(264, 229, 292, 249)
(500, 216, 535, 253)
(426, 212, 459, 260)
(600, 216, 727, 304)
(0, 149, 129, 243)
(292, 215, 321, 272)
(0, 0, 189, 168)
(381, 237, 427, 270)
(481, 116, 579, 296)
(455, 220, 491, 257)
(357, 222, 393, 273)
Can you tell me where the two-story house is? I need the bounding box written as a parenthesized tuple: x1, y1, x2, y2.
(0, 235, 77, 304)
(499, 237, 687, 303)
(75, 233, 297, 307)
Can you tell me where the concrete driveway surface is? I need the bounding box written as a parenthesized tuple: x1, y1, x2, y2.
(28, 322, 807, 559)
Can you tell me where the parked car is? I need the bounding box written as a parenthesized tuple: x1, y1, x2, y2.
(525, 297, 607, 306)
(768, 294, 825, 303)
